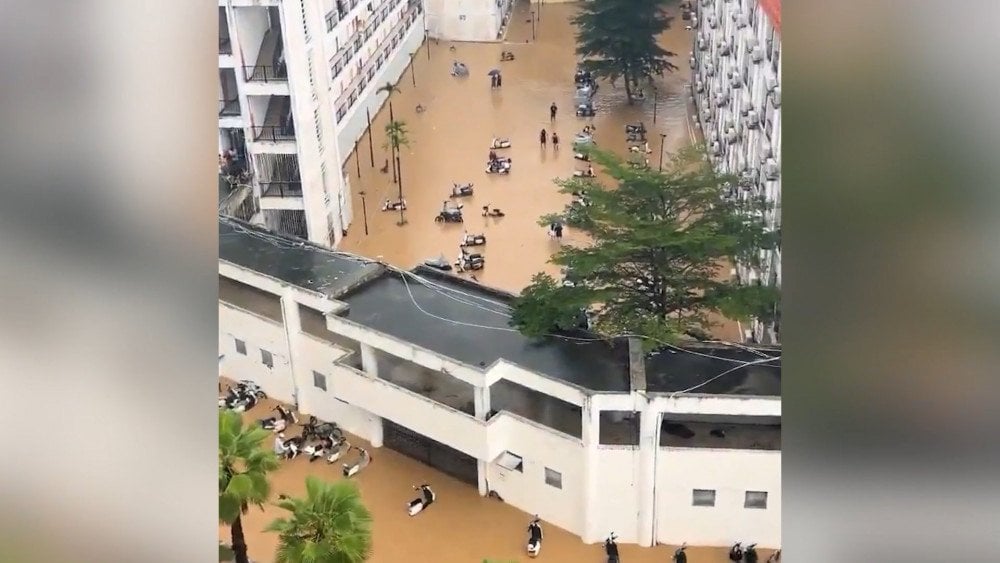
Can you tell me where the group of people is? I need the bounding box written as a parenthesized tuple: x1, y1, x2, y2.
(539, 128, 560, 149)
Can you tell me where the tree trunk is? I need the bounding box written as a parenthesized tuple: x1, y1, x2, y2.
(231, 515, 251, 563)
(623, 71, 634, 104)
(391, 144, 398, 183)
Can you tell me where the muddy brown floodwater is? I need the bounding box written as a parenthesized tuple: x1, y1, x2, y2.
(220, 383, 777, 562)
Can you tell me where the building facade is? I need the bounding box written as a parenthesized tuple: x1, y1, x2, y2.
(218, 0, 425, 247)
(690, 0, 781, 343)
(218, 217, 782, 549)
(424, 0, 515, 41)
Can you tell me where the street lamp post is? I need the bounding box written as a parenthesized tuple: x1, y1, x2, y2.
(395, 154, 407, 226)
(365, 108, 375, 167)
(531, 10, 536, 40)
(658, 133, 667, 171)
(388, 100, 397, 184)
(410, 52, 417, 87)
(358, 190, 369, 235)
(353, 140, 361, 178)
(653, 86, 658, 124)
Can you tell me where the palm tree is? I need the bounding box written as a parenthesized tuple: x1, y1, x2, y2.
(219, 409, 280, 563)
(266, 476, 373, 563)
(375, 82, 401, 183)
(383, 119, 411, 225)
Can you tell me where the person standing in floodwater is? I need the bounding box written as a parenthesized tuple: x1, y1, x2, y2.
(550, 102, 558, 120)
(552, 132, 560, 151)
(496, 73, 502, 88)
(490, 74, 497, 89)
(539, 128, 547, 147)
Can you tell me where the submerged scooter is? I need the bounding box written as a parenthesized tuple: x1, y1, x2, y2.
(673, 543, 688, 563)
(460, 231, 486, 247)
(450, 182, 474, 197)
(406, 484, 435, 516)
(481, 204, 506, 218)
(456, 248, 485, 272)
(526, 516, 543, 557)
(259, 405, 298, 432)
(434, 202, 464, 223)
(605, 532, 621, 563)
(490, 137, 512, 149)
(422, 254, 453, 272)
(729, 542, 745, 562)
(303, 437, 349, 464)
(342, 446, 371, 477)
(744, 543, 759, 563)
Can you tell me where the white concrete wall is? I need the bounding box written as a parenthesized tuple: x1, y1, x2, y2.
(655, 448, 781, 548)
(485, 413, 585, 535)
(425, 0, 501, 42)
(219, 302, 295, 403)
(588, 446, 643, 542)
(233, 7, 270, 71)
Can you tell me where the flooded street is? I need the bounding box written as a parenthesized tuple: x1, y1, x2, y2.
(220, 387, 777, 562)
(339, 1, 697, 294)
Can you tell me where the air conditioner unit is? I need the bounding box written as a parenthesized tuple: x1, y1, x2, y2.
(705, 63, 715, 76)
(719, 40, 731, 56)
(771, 86, 781, 108)
(764, 158, 780, 180)
(701, 108, 712, 122)
(725, 129, 738, 144)
(765, 75, 778, 93)
(745, 37, 758, 53)
(731, 10, 742, 22)
(731, 73, 743, 88)
(751, 46, 764, 63)
(697, 38, 708, 51)
(695, 80, 704, 93)
(746, 110, 759, 128)
(715, 91, 729, 106)
(707, 16, 717, 29)
(735, 13, 749, 28)
(689, 56, 696, 69)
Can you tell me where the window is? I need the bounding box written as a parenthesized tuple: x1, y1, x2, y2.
(260, 349, 274, 368)
(494, 451, 523, 472)
(692, 489, 716, 507)
(299, 0, 311, 43)
(744, 491, 768, 509)
(313, 371, 328, 391)
(234, 338, 247, 355)
(325, 11, 338, 32)
(544, 467, 562, 489)
(313, 106, 324, 153)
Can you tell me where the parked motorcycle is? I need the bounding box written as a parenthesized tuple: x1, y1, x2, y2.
(729, 542, 744, 562)
(449, 182, 474, 197)
(460, 231, 486, 247)
(456, 248, 485, 272)
(300, 415, 343, 442)
(407, 484, 436, 516)
(604, 532, 620, 563)
(434, 203, 464, 223)
(489, 137, 512, 149)
(526, 516, 543, 557)
(673, 543, 688, 563)
(482, 204, 505, 218)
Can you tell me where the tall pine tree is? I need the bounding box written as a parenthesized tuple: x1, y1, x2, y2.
(512, 147, 780, 344)
(572, 0, 678, 103)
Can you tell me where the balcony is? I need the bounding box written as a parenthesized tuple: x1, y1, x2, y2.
(241, 27, 289, 95)
(256, 153, 303, 209)
(219, 37, 232, 55)
(219, 98, 241, 117)
(261, 182, 303, 198)
(247, 95, 294, 153)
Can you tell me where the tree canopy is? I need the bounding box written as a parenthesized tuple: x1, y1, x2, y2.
(219, 409, 280, 563)
(266, 476, 373, 563)
(511, 146, 780, 344)
(572, 0, 678, 102)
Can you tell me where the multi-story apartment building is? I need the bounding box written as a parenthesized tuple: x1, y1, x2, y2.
(219, 216, 782, 549)
(689, 0, 781, 343)
(218, 0, 426, 246)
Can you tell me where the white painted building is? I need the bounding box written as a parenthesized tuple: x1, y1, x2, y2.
(689, 0, 781, 343)
(218, 0, 426, 246)
(218, 217, 782, 549)
(424, 0, 514, 42)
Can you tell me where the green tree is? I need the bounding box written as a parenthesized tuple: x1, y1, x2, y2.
(572, 0, 678, 103)
(511, 146, 779, 344)
(383, 119, 412, 225)
(219, 409, 280, 563)
(266, 476, 373, 563)
(376, 82, 402, 183)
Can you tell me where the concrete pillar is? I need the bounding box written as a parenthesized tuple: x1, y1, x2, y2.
(474, 384, 491, 420)
(368, 413, 384, 448)
(580, 397, 602, 544)
(279, 291, 304, 409)
(636, 400, 659, 547)
(360, 343, 379, 378)
(477, 460, 489, 496)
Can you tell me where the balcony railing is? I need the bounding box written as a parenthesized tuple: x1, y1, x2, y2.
(243, 65, 287, 83)
(334, 3, 420, 108)
(261, 182, 303, 197)
(219, 98, 241, 117)
(251, 125, 295, 142)
(219, 37, 232, 55)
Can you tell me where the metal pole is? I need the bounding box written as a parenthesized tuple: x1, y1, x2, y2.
(531, 11, 536, 40)
(658, 134, 666, 171)
(410, 53, 416, 87)
(359, 191, 369, 235)
(353, 140, 361, 178)
(395, 155, 407, 225)
(653, 87, 658, 124)
(366, 108, 375, 167)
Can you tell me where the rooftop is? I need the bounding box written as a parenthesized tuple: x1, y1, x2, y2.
(645, 346, 781, 396)
(218, 217, 781, 396)
(219, 217, 380, 297)
(339, 268, 632, 392)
